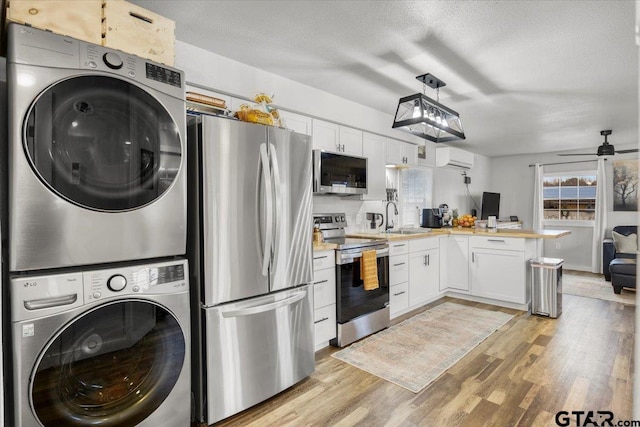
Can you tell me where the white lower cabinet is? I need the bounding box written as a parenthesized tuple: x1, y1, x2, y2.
(312, 250, 336, 349)
(389, 238, 441, 318)
(389, 241, 409, 318)
(408, 238, 440, 307)
(469, 236, 533, 305)
(446, 236, 470, 292)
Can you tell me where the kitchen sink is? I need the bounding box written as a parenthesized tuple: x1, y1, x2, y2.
(385, 229, 430, 235)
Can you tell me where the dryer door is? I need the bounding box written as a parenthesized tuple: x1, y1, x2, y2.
(30, 300, 186, 427)
(23, 75, 182, 212)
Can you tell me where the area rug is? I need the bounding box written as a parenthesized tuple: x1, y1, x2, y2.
(562, 271, 636, 305)
(331, 302, 514, 393)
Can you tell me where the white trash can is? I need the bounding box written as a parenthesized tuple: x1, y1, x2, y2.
(530, 257, 563, 318)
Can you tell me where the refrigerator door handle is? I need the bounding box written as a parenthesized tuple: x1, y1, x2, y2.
(220, 291, 306, 318)
(260, 143, 274, 276)
(269, 143, 282, 271)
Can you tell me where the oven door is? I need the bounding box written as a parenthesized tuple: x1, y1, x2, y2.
(335, 248, 389, 324)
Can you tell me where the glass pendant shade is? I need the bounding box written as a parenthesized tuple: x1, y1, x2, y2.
(392, 92, 465, 143)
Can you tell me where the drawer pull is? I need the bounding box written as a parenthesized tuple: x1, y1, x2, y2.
(314, 317, 329, 324)
(393, 291, 406, 296)
(393, 244, 406, 247)
(393, 262, 406, 267)
(314, 279, 328, 285)
(314, 255, 328, 260)
(487, 239, 505, 243)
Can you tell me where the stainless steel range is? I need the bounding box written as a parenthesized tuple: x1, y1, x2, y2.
(314, 213, 390, 347)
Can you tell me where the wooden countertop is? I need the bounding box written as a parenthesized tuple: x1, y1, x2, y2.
(348, 228, 571, 241)
(313, 242, 338, 251)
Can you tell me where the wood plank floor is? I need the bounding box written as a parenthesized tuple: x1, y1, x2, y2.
(211, 293, 635, 426)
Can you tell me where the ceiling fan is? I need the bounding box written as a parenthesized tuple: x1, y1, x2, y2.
(558, 130, 638, 156)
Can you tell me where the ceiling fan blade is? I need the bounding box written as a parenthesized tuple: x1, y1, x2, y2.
(614, 149, 639, 154)
(557, 153, 597, 156)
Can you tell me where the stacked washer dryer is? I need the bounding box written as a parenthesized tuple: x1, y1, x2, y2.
(6, 24, 190, 427)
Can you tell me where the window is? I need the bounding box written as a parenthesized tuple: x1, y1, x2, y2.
(399, 167, 433, 226)
(543, 171, 596, 221)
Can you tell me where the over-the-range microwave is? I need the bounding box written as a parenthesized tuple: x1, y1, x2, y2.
(313, 150, 368, 195)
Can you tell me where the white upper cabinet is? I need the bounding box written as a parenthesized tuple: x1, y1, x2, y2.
(386, 139, 417, 167)
(362, 132, 386, 200)
(279, 110, 312, 135)
(312, 119, 362, 155)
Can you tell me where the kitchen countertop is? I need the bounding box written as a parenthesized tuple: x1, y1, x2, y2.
(348, 228, 571, 241)
(313, 242, 338, 251)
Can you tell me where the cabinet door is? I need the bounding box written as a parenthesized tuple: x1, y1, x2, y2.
(312, 119, 340, 152)
(439, 236, 449, 290)
(339, 126, 363, 156)
(403, 143, 418, 167)
(409, 248, 439, 306)
(390, 254, 409, 285)
(447, 236, 469, 291)
(470, 248, 526, 303)
(385, 139, 405, 165)
(362, 132, 386, 200)
(390, 282, 409, 317)
(279, 110, 312, 135)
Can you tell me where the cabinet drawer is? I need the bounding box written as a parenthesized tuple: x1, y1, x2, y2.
(389, 241, 409, 256)
(471, 236, 524, 251)
(390, 282, 409, 316)
(409, 237, 439, 252)
(313, 250, 335, 270)
(313, 269, 336, 309)
(390, 254, 409, 285)
(314, 304, 336, 346)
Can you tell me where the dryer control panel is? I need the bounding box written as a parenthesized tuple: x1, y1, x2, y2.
(11, 259, 188, 322)
(84, 260, 188, 303)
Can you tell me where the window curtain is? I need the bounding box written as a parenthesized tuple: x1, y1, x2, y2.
(591, 158, 607, 273)
(532, 163, 543, 232)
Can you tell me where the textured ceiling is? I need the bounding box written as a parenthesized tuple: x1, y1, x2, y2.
(131, 0, 638, 158)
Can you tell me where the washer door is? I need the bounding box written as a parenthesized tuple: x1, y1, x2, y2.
(23, 75, 182, 212)
(31, 301, 186, 427)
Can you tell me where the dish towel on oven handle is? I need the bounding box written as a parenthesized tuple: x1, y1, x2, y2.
(360, 249, 379, 291)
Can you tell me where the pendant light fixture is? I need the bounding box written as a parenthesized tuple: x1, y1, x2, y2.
(392, 73, 466, 143)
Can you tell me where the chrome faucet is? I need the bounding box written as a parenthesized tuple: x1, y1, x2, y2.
(385, 201, 398, 231)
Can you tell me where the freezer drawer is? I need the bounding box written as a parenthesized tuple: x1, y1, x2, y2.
(203, 286, 315, 424)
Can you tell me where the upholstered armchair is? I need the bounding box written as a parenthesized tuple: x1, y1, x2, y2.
(602, 225, 637, 294)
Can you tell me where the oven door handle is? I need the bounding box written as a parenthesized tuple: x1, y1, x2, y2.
(337, 247, 389, 264)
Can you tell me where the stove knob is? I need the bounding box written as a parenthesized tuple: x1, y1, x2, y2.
(341, 215, 346, 222)
(334, 216, 340, 222)
(103, 52, 123, 70)
(107, 274, 127, 292)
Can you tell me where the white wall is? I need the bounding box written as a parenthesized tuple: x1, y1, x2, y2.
(433, 154, 492, 218)
(175, 41, 423, 144)
(489, 148, 638, 270)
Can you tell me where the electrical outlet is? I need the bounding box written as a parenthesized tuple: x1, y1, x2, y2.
(464, 176, 471, 184)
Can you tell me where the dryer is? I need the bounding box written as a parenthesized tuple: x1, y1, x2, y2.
(7, 23, 187, 272)
(10, 258, 190, 427)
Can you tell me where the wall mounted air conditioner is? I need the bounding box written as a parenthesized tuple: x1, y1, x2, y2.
(435, 146, 474, 169)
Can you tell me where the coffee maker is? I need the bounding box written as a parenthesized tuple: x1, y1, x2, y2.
(421, 208, 442, 228)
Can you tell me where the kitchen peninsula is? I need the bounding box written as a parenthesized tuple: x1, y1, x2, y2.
(343, 227, 570, 316)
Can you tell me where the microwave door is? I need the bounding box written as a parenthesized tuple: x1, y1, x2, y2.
(267, 127, 313, 293)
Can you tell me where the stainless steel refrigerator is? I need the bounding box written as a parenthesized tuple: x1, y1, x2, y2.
(187, 114, 315, 425)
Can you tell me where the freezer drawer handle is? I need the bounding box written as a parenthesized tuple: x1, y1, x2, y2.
(314, 317, 329, 324)
(221, 292, 306, 318)
(24, 294, 78, 311)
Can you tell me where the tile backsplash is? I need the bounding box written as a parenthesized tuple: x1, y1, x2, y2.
(313, 196, 389, 233)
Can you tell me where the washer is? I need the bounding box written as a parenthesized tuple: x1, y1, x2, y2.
(10, 258, 190, 427)
(7, 23, 187, 272)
